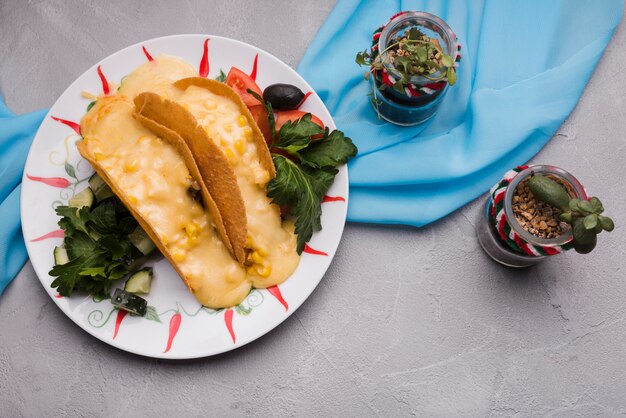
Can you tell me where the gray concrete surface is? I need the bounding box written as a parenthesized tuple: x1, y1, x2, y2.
(2, 1, 626, 416)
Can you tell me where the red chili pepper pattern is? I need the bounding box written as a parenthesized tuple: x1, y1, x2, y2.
(142, 46, 154, 62)
(113, 310, 128, 340)
(50, 116, 81, 135)
(26, 174, 70, 188)
(322, 195, 345, 203)
(97, 65, 110, 95)
(303, 244, 328, 256)
(224, 309, 236, 343)
(250, 53, 259, 81)
(199, 38, 210, 78)
(297, 91, 313, 108)
(163, 312, 182, 353)
(267, 285, 288, 312)
(30, 229, 64, 242)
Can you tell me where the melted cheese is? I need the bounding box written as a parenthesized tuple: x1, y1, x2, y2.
(81, 96, 251, 308)
(118, 55, 197, 100)
(175, 86, 300, 288)
(80, 55, 300, 307)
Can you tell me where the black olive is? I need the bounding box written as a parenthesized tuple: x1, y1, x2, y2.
(263, 83, 305, 110)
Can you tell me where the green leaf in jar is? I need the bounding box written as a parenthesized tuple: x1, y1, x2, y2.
(589, 197, 604, 213)
(578, 200, 594, 214)
(446, 67, 457, 86)
(598, 215, 615, 231)
(583, 214, 598, 230)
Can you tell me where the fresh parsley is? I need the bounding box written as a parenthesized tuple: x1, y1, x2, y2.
(49, 198, 144, 299)
(265, 111, 357, 253)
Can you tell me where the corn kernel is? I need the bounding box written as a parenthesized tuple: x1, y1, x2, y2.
(243, 126, 253, 138)
(234, 140, 245, 154)
(204, 99, 216, 110)
(246, 266, 257, 275)
(256, 265, 272, 278)
(257, 247, 268, 257)
(172, 251, 186, 262)
(223, 124, 233, 133)
(251, 251, 263, 265)
(185, 223, 200, 240)
(237, 115, 247, 127)
(94, 152, 104, 161)
(124, 160, 138, 173)
(160, 235, 168, 245)
(245, 236, 253, 247)
(225, 148, 236, 163)
(128, 196, 137, 204)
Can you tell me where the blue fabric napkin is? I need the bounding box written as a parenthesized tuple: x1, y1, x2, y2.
(0, 98, 47, 295)
(298, 0, 623, 226)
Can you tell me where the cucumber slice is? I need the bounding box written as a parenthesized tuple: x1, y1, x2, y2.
(125, 268, 153, 294)
(88, 173, 115, 201)
(68, 187, 94, 209)
(89, 229, 102, 241)
(53, 246, 69, 265)
(128, 226, 155, 256)
(111, 288, 148, 316)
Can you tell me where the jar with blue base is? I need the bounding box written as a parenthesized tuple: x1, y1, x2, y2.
(357, 11, 460, 126)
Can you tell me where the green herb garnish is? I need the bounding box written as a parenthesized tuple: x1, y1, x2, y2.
(49, 198, 144, 298)
(248, 90, 358, 253)
(268, 115, 357, 253)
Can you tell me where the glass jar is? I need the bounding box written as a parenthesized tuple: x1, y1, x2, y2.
(475, 165, 588, 267)
(370, 11, 458, 126)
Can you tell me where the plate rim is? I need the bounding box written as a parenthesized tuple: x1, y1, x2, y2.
(20, 33, 349, 359)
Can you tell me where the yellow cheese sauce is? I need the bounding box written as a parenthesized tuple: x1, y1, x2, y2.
(80, 96, 251, 308)
(174, 86, 300, 289)
(118, 55, 197, 100)
(80, 55, 301, 306)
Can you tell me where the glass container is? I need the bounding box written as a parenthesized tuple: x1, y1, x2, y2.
(370, 11, 458, 126)
(475, 165, 588, 267)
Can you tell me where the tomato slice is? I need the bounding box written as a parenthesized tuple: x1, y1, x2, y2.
(274, 110, 324, 133)
(249, 105, 297, 161)
(225, 67, 263, 108)
(248, 105, 273, 147)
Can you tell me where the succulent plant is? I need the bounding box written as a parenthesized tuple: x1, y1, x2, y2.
(527, 175, 614, 254)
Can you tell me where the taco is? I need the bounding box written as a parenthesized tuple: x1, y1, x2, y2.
(78, 95, 252, 308)
(134, 81, 300, 289)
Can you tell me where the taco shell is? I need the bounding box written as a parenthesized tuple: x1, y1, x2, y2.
(78, 95, 251, 308)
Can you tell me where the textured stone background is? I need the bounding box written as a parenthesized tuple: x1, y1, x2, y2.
(2, 1, 626, 416)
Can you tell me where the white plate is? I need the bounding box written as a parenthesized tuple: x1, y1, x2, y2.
(21, 34, 349, 359)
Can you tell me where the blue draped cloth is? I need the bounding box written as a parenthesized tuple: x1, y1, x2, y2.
(298, 0, 623, 226)
(0, 98, 46, 295)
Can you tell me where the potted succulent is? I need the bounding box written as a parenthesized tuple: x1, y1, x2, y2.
(356, 11, 461, 126)
(476, 165, 615, 267)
